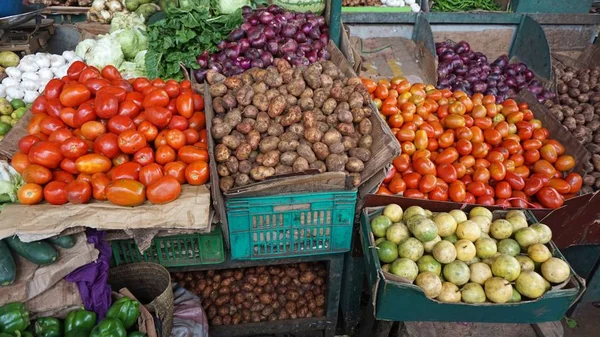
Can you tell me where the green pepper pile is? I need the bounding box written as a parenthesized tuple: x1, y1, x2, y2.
(432, 0, 501, 12)
(0, 297, 144, 337)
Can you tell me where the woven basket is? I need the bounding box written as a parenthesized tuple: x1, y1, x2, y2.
(108, 262, 173, 337)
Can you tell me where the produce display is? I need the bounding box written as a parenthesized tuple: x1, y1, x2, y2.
(341, 0, 421, 12)
(193, 5, 330, 82)
(28, 0, 92, 5)
(172, 262, 327, 325)
(547, 64, 600, 194)
(0, 99, 29, 141)
(0, 52, 82, 104)
(0, 234, 74, 287)
(207, 59, 375, 191)
(431, 0, 500, 12)
(368, 78, 581, 209)
(0, 160, 24, 203)
(76, 13, 149, 78)
(0, 301, 145, 337)
(435, 41, 555, 103)
(10, 62, 209, 207)
(272, 0, 326, 15)
(370, 204, 571, 303)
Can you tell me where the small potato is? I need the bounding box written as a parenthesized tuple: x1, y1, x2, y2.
(299, 97, 315, 111)
(330, 86, 343, 101)
(349, 147, 372, 162)
(235, 143, 252, 160)
(322, 129, 342, 145)
(280, 151, 299, 166)
(349, 91, 364, 110)
(217, 164, 230, 177)
(268, 122, 284, 136)
(250, 166, 275, 181)
(278, 140, 299, 152)
(211, 123, 232, 140)
(329, 142, 345, 154)
(265, 89, 279, 101)
(322, 98, 337, 115)
(220, 176, 234, 192)
(297, 144, 317, 163)
(275, 58, 292, 73)
(293, 157, 310, 172)
(235, 173, 251, 186)
(337, 109, 353, 124)
(359, 135, 373, 149)
(213, 97, 226, 114)
(346, 157, 365, 173)
(320, 74, 333, 88)
(342, 136, 359, 150)
(287, 78, 307, 97)
(206, 70, 226, 85)
(313, 88, 330, 108)
(222, 94, 237, 110)
(304, 70, 322, 89)
(289, 123, 305, 137)
(242, 71, 254, 86)
(305, 127, 323, 143)
(280, 132, 299, 142)
(224, 109, 243, 128)
(303, 110, 317, 129)
(300, 88, 314, 98)
(246, 130, 261, 150)
(359, 118, 373, 135)
(313, 142, 330, 161)
(326, 154, 348, 172)
(282, 69, 294, 84)
(210, 83, 228, 97)
(252, 93, 269, 112)
(307, 62, 323, 75)
(275, 164, 294, 175)
(310, 160, 327, 173)
(259, 136, 280, 153)
(252, 81, 268, 94)
(285, 94, 298, 106)
(281, 106, 303, 126)
(335, 102, 350, 115)
(262, 150, 280, 167)
(278, 86, 288, 96)
(249, 151, 259, 163)
(265, 70, 283, 87)
(231, 130, 246, 142)
(224, 75, 243, 90)
(351, 107, 367, 123)
(235, 119, 254, 135)
(215, 144, 231, 163)
(317, 122, 330, 134)
(337, 123, 355, 136)
(226, 156, 239, 174)
(268, 96, 287, 118)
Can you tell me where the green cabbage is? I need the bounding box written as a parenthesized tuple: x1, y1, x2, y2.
(118, 61, 146, 79)
(75, 39, 97, 59)
(134, 50, 147, 68)
(217, 0, 250, 14)
(86, 35, 125, 69)
(112, 28, 148, 60)
(110, 12, 146, 33)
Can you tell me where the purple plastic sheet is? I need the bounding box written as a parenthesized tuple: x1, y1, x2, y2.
(65, 229, 112, 319)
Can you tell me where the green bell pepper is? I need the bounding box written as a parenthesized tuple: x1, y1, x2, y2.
(128, 332, 146, 337)
(89, 318, 126, 337)
(33, 317, 61, 337)
(0, 302, 29, 334)
(106, 298, 139, 330)
(64, 309, 96, 337)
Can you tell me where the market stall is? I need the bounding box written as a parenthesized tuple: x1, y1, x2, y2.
(0, 0, 599, 337)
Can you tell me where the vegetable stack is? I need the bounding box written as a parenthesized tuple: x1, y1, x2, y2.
(11, 61, 209, 207)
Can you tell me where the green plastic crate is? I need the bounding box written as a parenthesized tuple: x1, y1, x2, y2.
(111, 226, 225, 267)
(511, 0, 593, 13)
(226, 190, 357, 260)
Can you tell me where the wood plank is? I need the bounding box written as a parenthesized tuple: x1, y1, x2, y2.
(403, 322, 437, 337)
(374, 321, 393, 337)
(532, 321, 564, 337)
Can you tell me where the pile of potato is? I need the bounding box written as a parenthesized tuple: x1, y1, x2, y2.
(547, 64, 600, 192)
(206, 59, 375, 191)
(172, 262, 327, 326)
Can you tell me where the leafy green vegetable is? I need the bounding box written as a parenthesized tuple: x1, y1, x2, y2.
(145, 0, 242, 80)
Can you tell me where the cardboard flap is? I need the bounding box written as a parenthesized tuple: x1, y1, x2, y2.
(26, 280, 83, 319)
(0, 185, 211, 242)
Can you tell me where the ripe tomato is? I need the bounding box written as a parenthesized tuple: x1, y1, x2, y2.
(402, 172, 421, 189)
(28, 141, 63, 169)
(428, 186, 448, 201)
(132, 147, 153, 166)
(11, 152, 30, 173)
(118, 130, 147, 154)
(435, 147, 459, 165)
(495, 181, 512, 199)
(73, 102, 97, 128)
(60, 158, 79, 175)
(142, 89, 170, 109)
(59, 108, 77, 128)
(139, 163, 164, 186)
(22, 164, 52, 185)
(413, 157, 436, 175)
(137, 121, 158, 142)
(66, 180, 92, 204)
(164, 161, 186, 183)
(544, 139, 566, 156)
(565, 173, 583, 194)
(95, 91, 119, 119)
(177, 145, 208, 164)
(39, 116, 65, 135)
(108, 115, 135, 135)
(466, 181, 486, 197)
(188, 112, 206, 130)
(112, 153, 130, 167)
(49, 128, 72, 144)
(377, 185, 393, 195)
(84, 78, 111, 94)
(145, 106, 172, 128)
(532, 160, 556, 178)
(524, 175, 545, 196)
(90, 173, 110, 200)
(106, 179, 146, 206)
(125, 92, 144, 106)
(155, 145, 175, 165)
(403, 189, 425, 199)
(45, 99, 63, 118)
(192, 93, 204, 111)
(489, 162, 506, 181)
(435, 163, 456, 183)
(78, 67, 101, 84)
(386, 175, 406, 194)
(183, 128, 200, 145)
(111, 79, 133, 93)
(168, 115, 189, 131)
(175, 93, 194, 118)
(549, 178, 571, 194)
(112, 162, 142, 181)
(101, 65, 122, 80)
(19, 135, 43, 154)
(118, 100, 140, 119)
(449, 182, 466, 202)
(555, 155, 575, 171)
(75, 154, 112, 174)
(146, 176, 181, 204)
(59, 84, 91, 108)
(81, 121, 106, 141)
(51, 170, 74, 184)
(540, 144, 558, 163)
(18, 183, 43, 205)
(93, 133, 120, 158)
(185, 160, 209, 185)
(418, 174, 437, 193)
(505, 171, 525, 190)
(32, 95, 48, 114)
(536, 187, 564, 209)
(43, 181, 68, 205)
(43, 79, 64, 100)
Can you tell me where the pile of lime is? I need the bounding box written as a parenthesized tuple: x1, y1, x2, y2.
(0, 98, 29, 141)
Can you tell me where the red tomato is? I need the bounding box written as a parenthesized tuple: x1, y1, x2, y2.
(43, 181, 68, 205)
(31, 95, 48, 114)
(50, 128, 74, 145)
(145, 106, 172, 129)
(142, 89, 170, 108)
(22, 164, 52, 185)
(192, 94, 204, 111)
(413, 157, 436, 175)
(125, 92, 144, 106)
(132, 78, 151, 92)
(19, 134, 43, 154)
(437, 163, 457, 183)
(81, 121, 106, 141)
(388, 175, 407, 194)
(84, 78, 111, 94)
(524, 175, 545, 196)
(95, 91, 119, 119)
(185, 160, 209, 185)
(93, 133, 120, 158)
(106, 179, 146, 206)
(107, 115, 135, 135)
(67, 61, 86, 80)
(18, 183, 43, 205)
(118, 130, 147, 154)
(428, 186, 448, 201)
(164, 81, 180, 99)
(52, 170, 74, 184)
(138, 121, 159, 142)
(166, 129, 186, 150)
(489, 162, 506, 181)
(112, 162, 142, 181)
(91, 173, 110, 200)
(111, 79, 133, 93)
(176, 93, 194, 118)
(164, 161, 186, 184)
(73, 102, 97, 128)
(168, 115, 189, 131)
(139, 163, 164, 186)
(449, 182, 466, 202)
(495, 181, 512, 199)
(60, 158, 79, 175)
(549, 178, 571, 194)
(418, 174, 437, 193)
(44, 79, 64, 100)
(61, 137, 89, 159)
(101, 65, 122, 80)
(133, 147, 155, 166)
(182, 129, 200, 145)
(156, 145, 176, 165)
(146, 176, 181, 204)
(66, 180, 92, 204)
(188, 112, 206, 130)
(11, 152, 30, 173)
(118, 100, 141, 119)
(39, 116, 65, 136)
(98, 86, 127, 102)
(59, 84, 91, 108)
(45, 99, 63, 118)
(536, 187, 564, 209)
(177, 145, 209, 164)
(404, 189, 425, 199)
(77, 67, 101, 84)
(28, 141, 63, 169)
(505, 171, 525, 190)
(112, 153, 130, 167)
(565, 173, 583, 194)
(75, 154, 112, 174)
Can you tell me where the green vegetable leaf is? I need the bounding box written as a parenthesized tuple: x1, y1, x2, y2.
(564, 317, 577, 329)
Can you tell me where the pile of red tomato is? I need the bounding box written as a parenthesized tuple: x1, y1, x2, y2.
(363, 77, 582, 209)
(11, 61, 209, 207)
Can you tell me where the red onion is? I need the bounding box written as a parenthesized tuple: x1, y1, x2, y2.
(281, 39, 298, 54)
(281, 25, 297, 38)
(260, 51, 273, 66)
(238, 38, 250, 52)
(294, 31, 308, 43)
(197, 51, 208, 68)
(194, 69, 208, 83)
(259, 11, 274, 25)
(229, 28, 244, 42)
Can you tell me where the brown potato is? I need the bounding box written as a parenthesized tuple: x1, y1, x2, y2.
(287, 78, 307, 97)
(337, 123, 355, 136)
(254, 111, 269, 133)
(299, 97, 315, 111)
(358, 135, 373, 149)
(289, 123, 305, 137)
(224, 109, 243, 127)
(278, 85, 288, 96)
(252, 81, 268, 94)
(337, 109, 353, 124)
(328, 142, 345, 154)
(342, 136, 359, 151)
(222, 94, 237, 110)
(275, 58, 292, 73)
(226, 156, 239, 174)
(259, 136, 280, 153)
(352, 107, 367, 123)
(326, 154, 348, 172)
(275, 164, 293, 175)
(268, 96, 287, 118)
(349, 147, 371, 162)
(280, 151, 299, 166)
(322, 98, 337, 115)
(235, 173, 251, 186)
(206, 70, 226, 85)
(309, 160, 327, 173)
(262, 150, 280, 167)
(252, 93, 269, 112)
(250, 166, 275, 181)
(235, 142, 252, 161)
(282, 68, 294, 84)
(305, 127, 324, 143)
(359, 118, 373, 135)
(242, 71, 255, 85)
(320, 74, 333, 88)
(313, 142, 330, 161)
(235, 118, 254, 134)
(224, 75, 243, 90)
(211, 123, 232, 140)
(346, 157, 365, 173)
(264, 70, 284, 87)
(222, 135, 241, 150)
(322, 129, 342, 145)
(313, 88, 330, 108)
(217, 164, 230, 177)
(281, 106, 303, 126)
(349, 91, 364, 109)
(265, 88, 279, 101)
(297, 144, 317, 163)
(215, 295, 231, 307)
(210, 83, 228, 97)
(278, 140, 299, 152)
(215, 144, 231, 163)
(293, 157, 310, 172)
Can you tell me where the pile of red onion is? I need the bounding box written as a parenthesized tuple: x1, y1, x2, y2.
(436, 40, 556, 103)
(194, 5, 330, 82)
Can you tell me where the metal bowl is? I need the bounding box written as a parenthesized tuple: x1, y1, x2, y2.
(0, 4, 46, 30)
